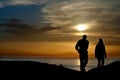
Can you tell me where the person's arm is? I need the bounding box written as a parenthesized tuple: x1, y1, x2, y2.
(87, 41, 89, 49)
(105, 50, 107, 58)
(104, 46, 107, 58)
(75, 41, 79, 51)
(95, 45, 97, 58)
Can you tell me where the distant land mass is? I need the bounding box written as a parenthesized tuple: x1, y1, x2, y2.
(0, 60, 120, 80)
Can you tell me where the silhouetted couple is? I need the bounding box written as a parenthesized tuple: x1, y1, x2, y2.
(75, 35, 107, 72)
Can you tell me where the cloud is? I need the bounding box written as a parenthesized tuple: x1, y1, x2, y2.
(40, 26, 61, 32)
(0, 18, 64, 42)
(0, 19, 38, 35)
(0, 0, 49, 8)
(41, 0, 120, 46)
(42, 0, 120, 28)
(0, 19, 62, 36)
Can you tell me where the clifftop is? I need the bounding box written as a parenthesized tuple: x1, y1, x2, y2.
(0, 60, 120, 80)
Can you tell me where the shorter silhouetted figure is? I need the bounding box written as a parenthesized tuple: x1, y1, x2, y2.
(75, 35, 89, 72)
(95, 38, 107, 68)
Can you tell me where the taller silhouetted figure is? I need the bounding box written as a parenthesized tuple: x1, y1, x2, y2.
(95, 38, 107, 68)
(75, 35, 89, 72)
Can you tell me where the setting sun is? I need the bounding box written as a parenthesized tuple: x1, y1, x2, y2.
(76, 24, 88, 31)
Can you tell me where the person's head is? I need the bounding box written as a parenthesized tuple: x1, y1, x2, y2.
(99, 38, 103, 44)
(82, 35, 87, 40)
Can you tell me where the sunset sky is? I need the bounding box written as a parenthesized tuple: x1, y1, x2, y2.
(0, 0, 120, 58)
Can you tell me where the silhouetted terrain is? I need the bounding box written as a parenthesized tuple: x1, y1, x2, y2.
(87, 61, 120, 80)
(0, 60, 120, 80)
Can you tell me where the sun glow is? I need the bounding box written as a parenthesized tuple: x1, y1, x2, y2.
(76, 24, 88, 31)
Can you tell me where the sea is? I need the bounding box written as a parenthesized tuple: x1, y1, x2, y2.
(0, 57, 120, 71)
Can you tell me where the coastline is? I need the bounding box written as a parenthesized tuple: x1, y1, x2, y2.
(0, 57, 119, 70)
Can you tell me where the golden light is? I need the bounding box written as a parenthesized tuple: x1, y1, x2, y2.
(76, 24, 88, 31)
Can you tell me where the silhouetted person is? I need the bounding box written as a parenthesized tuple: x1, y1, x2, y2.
(75, 35, 89, 72)
(95, 38, 107, 68)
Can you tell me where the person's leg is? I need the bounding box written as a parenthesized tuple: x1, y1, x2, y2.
(80, 59, 84, 71)
(80, 56, 85, 72)
(84, 55, 88, 71)
(101, 58, 104, 67)
(80, 55, 88, 72)
(97, 58, 101, 68)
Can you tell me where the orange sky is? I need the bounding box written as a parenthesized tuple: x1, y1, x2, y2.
(0, 42, 120, 58)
